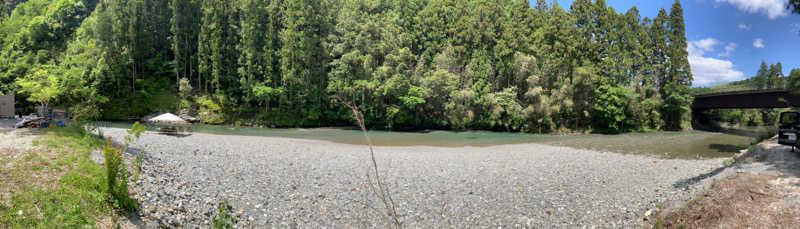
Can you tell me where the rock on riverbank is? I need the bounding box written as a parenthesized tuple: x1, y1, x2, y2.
(101, 127, 727, 228)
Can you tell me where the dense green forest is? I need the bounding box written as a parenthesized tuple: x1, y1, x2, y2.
(692, 61, 800, 126)
(0, 0, 695, 133)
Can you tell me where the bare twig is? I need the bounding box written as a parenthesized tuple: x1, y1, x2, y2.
(439, 197, 448, 219)
(334, 96, 402, 228)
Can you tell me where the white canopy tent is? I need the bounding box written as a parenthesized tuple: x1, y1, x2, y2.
(147, 113, 188, 124)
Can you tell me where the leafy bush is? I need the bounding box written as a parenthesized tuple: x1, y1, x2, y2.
(593, 84, 634, 133)
(196, 95, 225, 124)
(104, 121, 145, 212)
(212, 200, 236, 229)
(103, 138, 136, 212)
(133, 150, 144, 180)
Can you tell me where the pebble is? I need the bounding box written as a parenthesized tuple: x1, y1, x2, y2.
(101, 127, 727, 228)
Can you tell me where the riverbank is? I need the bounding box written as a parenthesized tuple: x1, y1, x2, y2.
(100, 127, 728, 227)
(654, 137, 800, 228)
(102, 121, 760, 159)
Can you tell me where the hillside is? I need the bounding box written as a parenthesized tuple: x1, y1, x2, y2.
(1, 0, 696, 133)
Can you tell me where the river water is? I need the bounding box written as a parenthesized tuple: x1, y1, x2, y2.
(104, 122, 772, 159)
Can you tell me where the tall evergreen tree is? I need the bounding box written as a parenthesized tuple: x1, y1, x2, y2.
(774, 61, 784, 88)
(198, 0, 239, 94)
(662, 0, 692, 130)
(279, 0, 328, 120)
(651, 8, 669, 91)
(238, 0, 270, 106)
(171, 0, 200, 90)
(756, 61, 768, 89)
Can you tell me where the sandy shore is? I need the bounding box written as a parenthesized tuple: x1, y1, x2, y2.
(100, 127, 727, 228)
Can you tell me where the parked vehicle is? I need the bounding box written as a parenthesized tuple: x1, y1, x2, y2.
(777, 110, 800, 151)
(15, 114, 44, 128)
(15, 108, 69, 128)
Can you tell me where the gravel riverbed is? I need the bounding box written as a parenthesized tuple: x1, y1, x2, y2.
(100, 127, 727, 228)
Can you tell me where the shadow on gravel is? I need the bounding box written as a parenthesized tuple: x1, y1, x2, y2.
(672, 165, 729, 190)
(156, 133, 192, 138)
(740, 142, 800, 179)
(674, 140, 800, 190)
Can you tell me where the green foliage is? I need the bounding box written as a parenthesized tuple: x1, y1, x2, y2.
(104, 121, 144, 213)
(593, 84, 633, 133)
(196, 95, 225, 124)
(133, 149, 144, 180)
(102, 137, 136, 212)
(722, 157, 737, 167)
(662, 81, 692, 130)
(212, 199, 236, 229)
(126, 122, 146, 180)
(179, 77, 193, 99)
(101, 79, 181, 119)
(15, 66, 60, 109)
(0, 0, 697, 134)
(639, 97, 662, 130)
(788, 68, 800, 94)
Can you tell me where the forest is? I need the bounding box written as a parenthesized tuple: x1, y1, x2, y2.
(0, 0, 695, 133)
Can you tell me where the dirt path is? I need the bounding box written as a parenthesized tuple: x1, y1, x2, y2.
(655, 138, 800, 228)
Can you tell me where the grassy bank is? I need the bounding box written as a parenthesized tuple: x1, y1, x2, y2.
(0, 125, 123, 228)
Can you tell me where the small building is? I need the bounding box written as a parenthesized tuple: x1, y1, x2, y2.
(0, 94, 13, 118)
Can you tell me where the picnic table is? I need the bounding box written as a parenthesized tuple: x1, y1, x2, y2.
(146, 124, 193, 135)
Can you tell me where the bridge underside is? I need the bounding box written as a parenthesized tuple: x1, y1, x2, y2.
(692, 89, 800, 111)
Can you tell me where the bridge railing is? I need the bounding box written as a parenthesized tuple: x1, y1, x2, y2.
(692, 87, 787, 97)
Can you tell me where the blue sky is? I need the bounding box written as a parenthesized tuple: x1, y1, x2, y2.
(541, 0, 800, 87)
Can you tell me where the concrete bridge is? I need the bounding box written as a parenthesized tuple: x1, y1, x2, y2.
(692, 88, 800, 111)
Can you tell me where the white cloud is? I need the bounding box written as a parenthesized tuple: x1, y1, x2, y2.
(687, 38, 745, 86)
(687, 38, 718, 56)
(738, 23, 752, 30)
(694, 38, 719, 52)
(689, 55, 746, 85)
(753, 38, 765, 48)
(718, 42, 737, 57)
(715, 0, 788, 19)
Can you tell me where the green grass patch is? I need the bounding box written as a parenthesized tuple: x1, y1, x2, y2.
(722, 158, 737, 167)
(0, 124, 116, 228)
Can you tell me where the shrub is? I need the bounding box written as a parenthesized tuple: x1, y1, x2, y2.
(212, 200, 236, 229)
(104, 121, 146, 213)
(196, 95, 225, 124)
(103, 138, 137, 212)
(593, 84, 634, 133)
(133, 150, 144, 180)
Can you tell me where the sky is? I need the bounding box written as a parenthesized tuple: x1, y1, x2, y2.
(541, 0, 800, 87)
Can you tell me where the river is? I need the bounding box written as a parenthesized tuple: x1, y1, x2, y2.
(102, 122, 772, 159)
